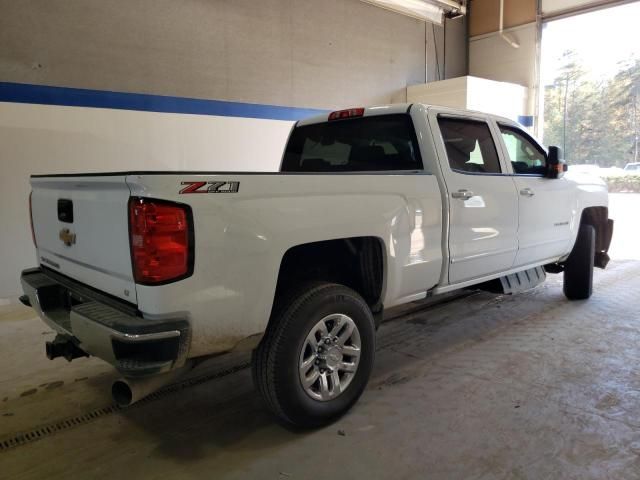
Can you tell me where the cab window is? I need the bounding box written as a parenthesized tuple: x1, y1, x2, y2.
(282, 114, 422, 172)
(498, 124, 547, 175)
(437, 117, 502, 174)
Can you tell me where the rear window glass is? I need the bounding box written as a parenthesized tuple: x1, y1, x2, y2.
(281, 114, 423, 172)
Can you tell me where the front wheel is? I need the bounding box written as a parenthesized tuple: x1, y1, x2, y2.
(563, 224, 595, 300)
(252, 282, 375, 428)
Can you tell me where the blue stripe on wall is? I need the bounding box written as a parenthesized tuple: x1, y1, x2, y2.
(0, 82, 326, 121)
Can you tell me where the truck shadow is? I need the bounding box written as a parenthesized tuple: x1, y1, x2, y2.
(116, 368, 299, 469)
(114, 285, 574, 472)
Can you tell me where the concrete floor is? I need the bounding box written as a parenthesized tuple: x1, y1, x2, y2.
(1, 194, 639, 479)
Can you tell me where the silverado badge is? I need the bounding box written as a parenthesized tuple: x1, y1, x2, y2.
(59, 228, 76, 247)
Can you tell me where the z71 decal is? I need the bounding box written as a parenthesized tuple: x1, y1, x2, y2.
(179, 181, 240, 194)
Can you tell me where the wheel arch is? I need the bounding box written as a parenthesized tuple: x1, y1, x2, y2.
(272, 236, 387, 319)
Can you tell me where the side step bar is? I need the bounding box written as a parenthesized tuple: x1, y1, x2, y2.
(478, 266, 547, 295)
(499, 266, 546, 294)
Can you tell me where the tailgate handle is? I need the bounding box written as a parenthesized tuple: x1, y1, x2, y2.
(57, 199, 74, 223)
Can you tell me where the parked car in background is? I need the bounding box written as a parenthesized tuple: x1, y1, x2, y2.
(624, 162, 640, 173)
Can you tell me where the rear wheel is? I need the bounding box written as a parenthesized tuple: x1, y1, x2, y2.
(252, 282, 375, 428)
(563, 224, 595, 300)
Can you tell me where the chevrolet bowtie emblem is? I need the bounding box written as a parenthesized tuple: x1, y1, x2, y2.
(59, 228, 76, 247)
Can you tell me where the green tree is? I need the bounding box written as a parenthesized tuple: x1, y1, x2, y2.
(544, 51, 640, 167)
(608, 58, 640, 165)
(544, 50, 594, 164)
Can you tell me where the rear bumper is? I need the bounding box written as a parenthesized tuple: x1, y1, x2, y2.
(20, 268, 190, 377)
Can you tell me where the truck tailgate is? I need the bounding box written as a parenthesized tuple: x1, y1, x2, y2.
(30, 176, 136, 303)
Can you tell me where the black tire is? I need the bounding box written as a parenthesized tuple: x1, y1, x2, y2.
(252, 282, 375, 428)
(563, 224, 595, 300)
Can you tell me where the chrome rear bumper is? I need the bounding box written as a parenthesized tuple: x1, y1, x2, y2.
(21, 268, 190, 377)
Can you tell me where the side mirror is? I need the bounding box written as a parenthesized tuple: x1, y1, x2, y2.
(547, 146, 567, 179)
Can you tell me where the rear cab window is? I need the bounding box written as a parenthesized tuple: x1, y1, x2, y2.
(281, 114, 423, 172)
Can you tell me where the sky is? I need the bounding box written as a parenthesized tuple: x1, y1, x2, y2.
(541, 2, 640, 85)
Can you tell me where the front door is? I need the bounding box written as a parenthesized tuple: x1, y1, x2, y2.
(495, 123, 573, 267)
(432, 112, 519, 284)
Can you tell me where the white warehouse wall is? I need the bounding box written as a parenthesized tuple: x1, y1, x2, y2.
(0, 100, 295, 300)
(469, 23, 538, 117)
(407, 76, 528, 121)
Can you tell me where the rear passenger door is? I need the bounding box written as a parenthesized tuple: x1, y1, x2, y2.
(430, 111, 519, 284)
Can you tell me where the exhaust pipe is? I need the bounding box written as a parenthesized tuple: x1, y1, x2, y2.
(112, 362, 193, 407)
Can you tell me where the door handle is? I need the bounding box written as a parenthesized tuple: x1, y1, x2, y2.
(520, 188, 535, 197)
(451, 189, 474, 200)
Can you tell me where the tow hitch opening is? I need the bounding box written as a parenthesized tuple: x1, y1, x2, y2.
(46, 335, 89, 362)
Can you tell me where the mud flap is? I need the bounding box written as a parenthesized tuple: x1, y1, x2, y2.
(595, 252, 610, 269)
(594, 218, 613, 269)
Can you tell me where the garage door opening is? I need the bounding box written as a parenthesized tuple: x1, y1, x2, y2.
(540, 1, 640, 260)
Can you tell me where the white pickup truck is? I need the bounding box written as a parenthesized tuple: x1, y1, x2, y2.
(21, 104, 613, 427)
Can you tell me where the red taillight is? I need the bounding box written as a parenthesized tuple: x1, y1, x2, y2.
(29, 192, 36, 247)
(328, 108, 365, 121)
(128, 198, 193, 284)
